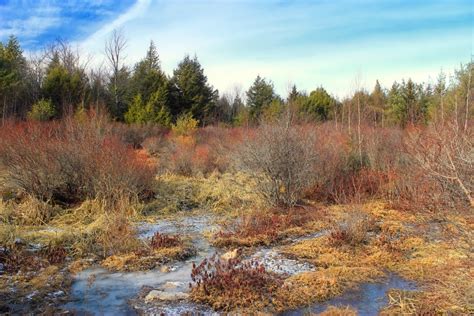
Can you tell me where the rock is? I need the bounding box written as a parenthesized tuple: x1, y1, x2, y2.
(145, 290, 189, 302)
(221, 248, 241, 260)
(160, 265, 170, 273)
(162, 281, 184, 289)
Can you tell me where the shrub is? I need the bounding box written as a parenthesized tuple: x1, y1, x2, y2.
(214, 208, 320, 247)
(111, 123, 167, 149)
(190, 254, 283, 311)
(149, 232, 182, 249)
(159, 126, 241, 175)
(41, 243, 68, 265)
(328, 211, 376, 247)
(0, 117, 155, 207)
(236, 119, 317, 207)
(172, 113, 199, 137)
(403, 122, 473, 209)
(0, 244, 44, 273)
(27, 99, 56, 121)
(309, 124, 404, 204)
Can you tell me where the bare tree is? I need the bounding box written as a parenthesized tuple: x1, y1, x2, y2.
(464, 62, 472, 131)
(236, 117, 317, 207)
(405, 123, 473, 208)
(105, 29, 128, 115)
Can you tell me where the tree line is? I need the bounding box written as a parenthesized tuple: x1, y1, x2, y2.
(0, 33, 472, 127)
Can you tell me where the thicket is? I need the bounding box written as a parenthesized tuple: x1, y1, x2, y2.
(0, 112, 155, 209)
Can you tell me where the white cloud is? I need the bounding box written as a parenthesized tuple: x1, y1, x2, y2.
(80, 0, 152, 53)
(74, 0, 471, 98)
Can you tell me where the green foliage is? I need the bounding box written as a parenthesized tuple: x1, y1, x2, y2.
(131, 41, 168, 103)
(27, 99, 56, 121)
(0, 36, 28, 118)
(42, 53, 88, 116)
(108, 66, 131, 120)
(246, 75, 275, 121)
(124, 91, 171, 127)
(171, 112, 198, 136)
(368, 80, 387, 125)
(262, 98, 285, 122)
(233, 106, 250, 126)
(301, 87, 335, 121)
(387, 79, 429, 126)
(171, 55, 218, 123)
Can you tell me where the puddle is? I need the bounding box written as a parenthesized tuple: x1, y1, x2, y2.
(63, 215, 217, 315)
(281, 273, 417, 316)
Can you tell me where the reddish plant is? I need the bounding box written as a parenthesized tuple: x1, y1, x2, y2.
(41, 243, 68, 265)
(190, 254, 283, 311)
(149, 232, 182, 249)
(215, 208, 318, 247)
(0, 244, 45, 273)
(0, 117, 156, 206)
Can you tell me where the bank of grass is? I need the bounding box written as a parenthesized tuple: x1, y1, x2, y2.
(212, 206, 328, 248)
(272, 202, 473, 314)
(145, 172, 262, 215)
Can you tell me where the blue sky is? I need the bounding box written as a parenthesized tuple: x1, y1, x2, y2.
(0, 0, 472, 97)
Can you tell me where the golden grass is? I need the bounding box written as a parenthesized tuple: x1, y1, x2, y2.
(278, 202, 473, 314)
(148, 172, 263, 215)
(101, 244, 196, 272)
(318, 306, 357, 316)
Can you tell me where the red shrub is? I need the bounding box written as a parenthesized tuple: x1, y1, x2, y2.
(159, 126, 245, 175)
(214, 208, 318, 247)
(0, 117, 155, 205)
(190, 254, 283, 311)
(149, 232, 182, 249)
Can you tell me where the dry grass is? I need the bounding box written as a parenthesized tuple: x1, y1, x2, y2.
(275, 202, 473, 314)
(101, 233, 195, 272)
(274, 267, 384, 310)
(101, 245, 195, 271)
(318, 306, 357, 316)
(145, 172, 262, 215)
(213, 207, 327, 248)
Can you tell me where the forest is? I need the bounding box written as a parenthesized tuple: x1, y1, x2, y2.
(0, 32, 472, 315)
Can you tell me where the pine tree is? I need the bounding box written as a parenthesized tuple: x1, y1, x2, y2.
(369, 80, 386, 126)
(171, 55, 218, 124)
(302, 86, 334, 121)
(288, 84, 299, 103)
(246, 75, 275, 121)
(131, 41, 168, 103)
(387, 82, 405, 126)
(0, 35, 27, 121)
(125, 94, 144, 124)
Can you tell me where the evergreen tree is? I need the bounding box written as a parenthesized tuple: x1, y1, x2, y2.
(171, 55, 218, 124)
(369, 80, 386, 126)
(387, 82, 405, 126)
(131, 41, 168, 103)
(42, 52, 88, 117)
(107, 66, 131, 120)
(287, 84, 300, 103)
(0, 36, 28, 121)
(246, 75, 275, 121)
(27, 99, 55, 121)
(125, 94, 145, 124)
(301, 86, 334, 121)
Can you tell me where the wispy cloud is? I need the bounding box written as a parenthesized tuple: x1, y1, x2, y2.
(0, 0, 471, 97)
(0, 0, 135, 49)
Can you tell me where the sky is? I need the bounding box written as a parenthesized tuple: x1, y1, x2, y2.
(0, 0, 473, 98)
